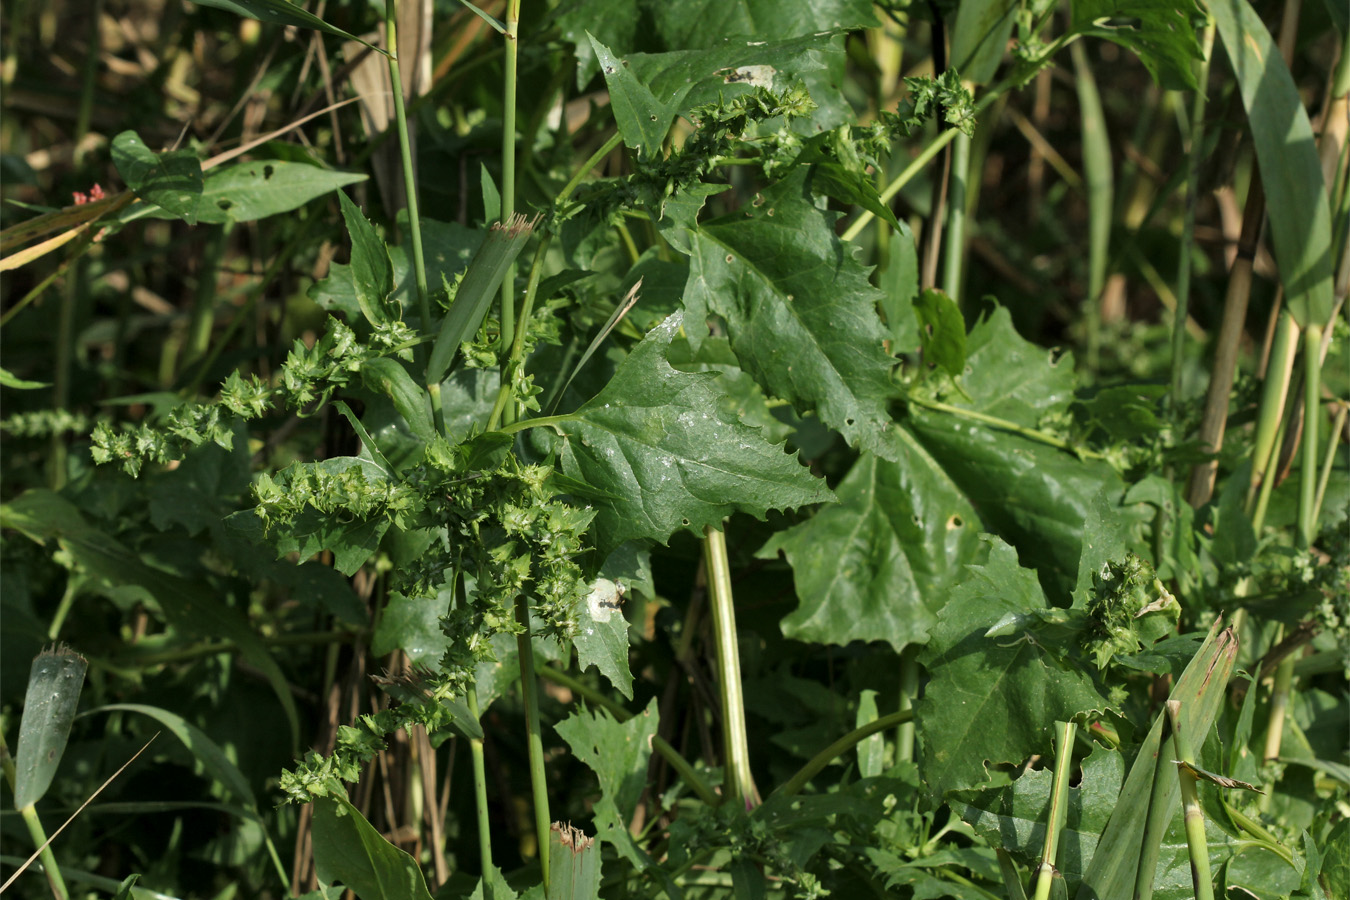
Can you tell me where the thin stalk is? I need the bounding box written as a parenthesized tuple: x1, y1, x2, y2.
(1245, 311, 1300, 513)
(1186, 173, 1265, 507)
(1170, 24, 1216, 417)
(1072, 40, 1112, 374)
(513, 593, 551, 888)
(941, 128, 970, 304)
(1, 732, 67, 900)
(497, 0, 520, 375)
(559, 133, 623, 203)
(1297, 324, 1323, 549)
(385, 0, 431, 372)
(1166, 701, 1215, 900)
(908, 395, 1106, 458)
(775, 710, 914, 799)
(896, 646, 918, 764)
(1251, 408, 1289, 534)
(1032, 721, 1078, 900)
(494, 230, 554, 428)
(1312, 403, 1347, 526)
(73, 0, 102, 162)
(47, 575, 81, 641)
(703, 523, 758, 809)
(535, 664, 720, 807)
(465, 685, 493, 875)
(185, 224, 231, 367)
(49, 257, 82, 491)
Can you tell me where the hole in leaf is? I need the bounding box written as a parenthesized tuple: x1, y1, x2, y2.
(217, 199, 233, 210)
(725, 254, 733, 263)
(947, 514, 963, 529)
(263, 164, 275, 179)
(844, 418, 855, 427)
(681, 518, 690, 527)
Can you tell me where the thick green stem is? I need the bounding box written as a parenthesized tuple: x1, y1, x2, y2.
(1246, 311, 1300, 513)
(1032, 721, 1077, 900)
(514, 594, 551, 887)
(465, 685, 493, 875)
(703, 523, 757, 809)
(1166, 701, 1215, 900)
(941, 128, 970, 304)
(895, 646, 919, 764)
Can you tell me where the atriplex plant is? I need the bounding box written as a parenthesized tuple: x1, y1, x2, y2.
(0, 0, 1346, 897)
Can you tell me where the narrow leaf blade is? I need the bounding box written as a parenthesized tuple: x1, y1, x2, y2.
(13, 646, 87, 808)
(337, 191, 395, 328)
(189, 0, 385, 54)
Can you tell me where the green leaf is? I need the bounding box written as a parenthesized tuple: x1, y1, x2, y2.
(312, 789, 434, 900)
(0, 366, 49, 389)
(547, 824, 603, 900)
(426, 214, 535, 384)
(189, 0, 384, 54)
(1076, 620, 1239, 900)
(758, 428, 985, 652)
(1209, 0, 1336, 328)
(337, 192, 395, 329)
(573, 578, 634, 698)
(916, 536, 1112, 799)
(554, 699, 659, 869)
(1, 490, 302, 753)
(13, 646, 87, 808)
(587, 34, 675, 159)
(950, 0, 1018, 85)
(646, 0, 875, 48)
(684, 171, 898, 459)
(1069, 0, 1204, 90)
(555, 311, 835, 555)
(131, 160, 365, 225)
(913, 288, 967, 379)
(89, 703, 256, 808)
(111, 131, 203, 225)
(904, 307, 1126, 599)
(361, 358, 435, 442)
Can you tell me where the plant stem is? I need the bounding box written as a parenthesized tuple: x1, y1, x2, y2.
(907, 395, 1106, 459)
(1166, 701, 1214, 900)
(1032, 721, 1077, 900)
(1297, 324, 1323, 549)
(497, 0, 520, 381)
(1170, 23, 1215, 418)
(703, 523, 758, 809)
(465, 684, 493, 875)
(1312, 402, 1346, 526)
(384, 0, 430, 342)
(775, 710, 914, 799)
(941, 128, 970, 304)
(1246, 311, 1300, 513)
(1, 732, 68, 900)
(896, 645, 918, 764)
(559, 133, 623, 204)
(513, 593, 551, 888)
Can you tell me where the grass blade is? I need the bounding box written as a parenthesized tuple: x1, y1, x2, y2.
(547, 823, 602, 900)
(425, 213, 536, 385)
(1210, 0, 1335, 328)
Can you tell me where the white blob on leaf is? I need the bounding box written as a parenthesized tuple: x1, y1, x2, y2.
(585, 578, 626, 623)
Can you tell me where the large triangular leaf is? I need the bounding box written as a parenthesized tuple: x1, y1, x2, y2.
(554, 311, 834, 554)
(111, 131, 203, 225)
(758, 428, 986, 652)
(684, 171, 898, 459)
(916, 537, 1113, 800)
(903, 307, 1128, 600)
